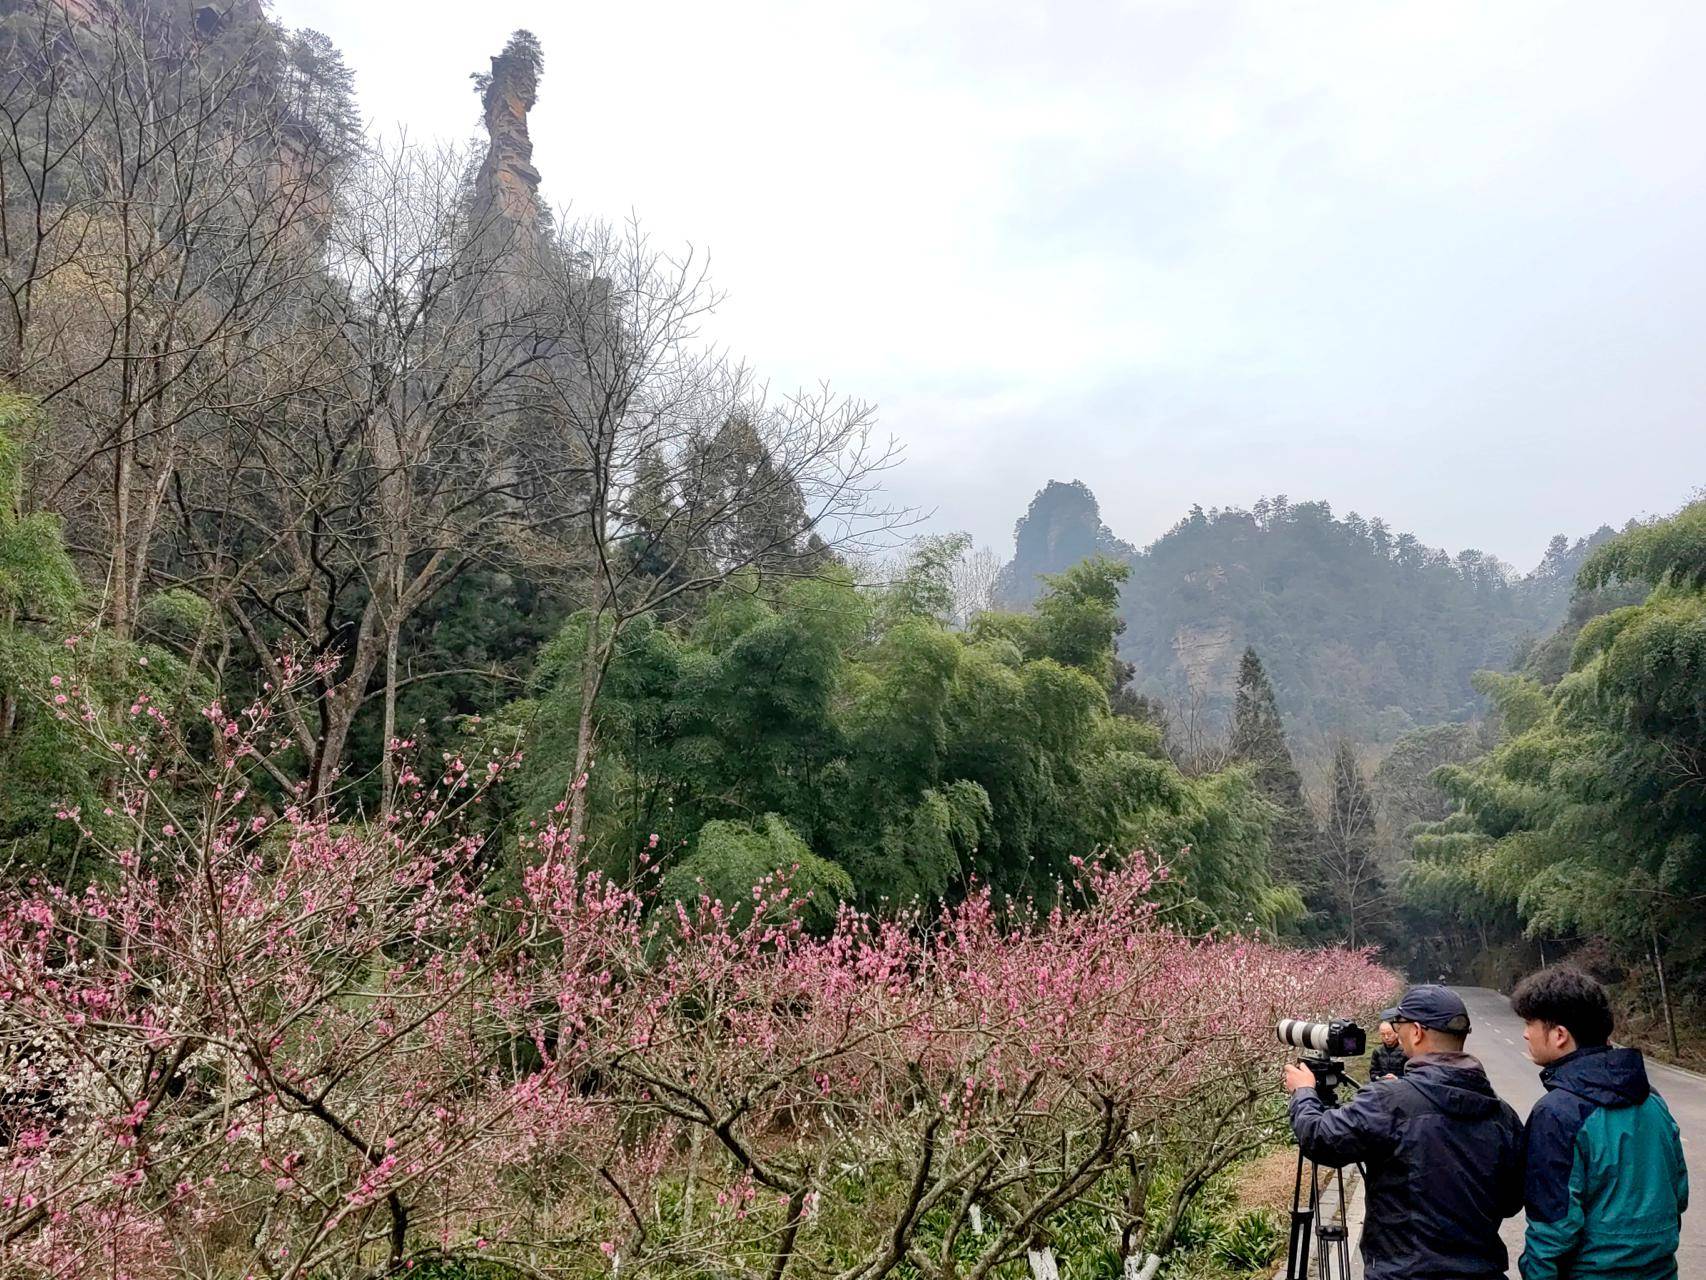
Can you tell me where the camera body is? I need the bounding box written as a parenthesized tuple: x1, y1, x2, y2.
(1275, 1018, 1367, 1059)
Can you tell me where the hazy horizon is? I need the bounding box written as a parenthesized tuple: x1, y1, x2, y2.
(276, 0, 1706, 569)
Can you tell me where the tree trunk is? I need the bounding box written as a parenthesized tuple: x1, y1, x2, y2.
(307, 598, 392, 809)
(311, 680, 366, 811)
(380, 615, 402, 817)
(109, 427, 133, 639)
(567, 614, 604, 850)
(1652, 925, 1679, 1058)
(121, 335, 176, 631)
(680, 1124, 702, 1234)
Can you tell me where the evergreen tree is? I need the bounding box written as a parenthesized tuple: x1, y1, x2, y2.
(1228, 647, 1317, 886)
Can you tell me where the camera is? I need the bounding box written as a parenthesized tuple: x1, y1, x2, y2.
(1275, 1018, 1366, 1058)
(1276, 1017, 1367, 1280)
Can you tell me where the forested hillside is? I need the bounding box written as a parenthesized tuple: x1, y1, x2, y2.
(998, 479, 1616, 741)
(1398, 499, 1706, 1047)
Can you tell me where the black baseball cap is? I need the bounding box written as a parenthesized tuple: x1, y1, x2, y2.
(1379, 984, 1472, 1035)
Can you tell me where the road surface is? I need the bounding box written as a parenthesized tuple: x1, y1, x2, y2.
(1346, 986, 1700, 1278)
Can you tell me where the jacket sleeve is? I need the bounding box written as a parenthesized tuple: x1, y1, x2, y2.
(1368, 1046, 1405, 1078)
(1661, 1095, 1689, 1215)
(1498, 1103, 1528, 1220)
(1679, 1131, 1690, 1216)
(1288, 1084, 1397, 1169)
(1520, 1103, 1586, 1280)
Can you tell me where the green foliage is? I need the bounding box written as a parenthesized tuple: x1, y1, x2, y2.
(0, 391, 211, 881)
(1211, 1209, 1285, 1274)
(512, 544, 1295, 928)
(1519, 581, 1647, 685)
(1401, 501, 1706, 995)
(340, 566, 569, 811)
(657, 814, 854, 929)
(0, 394, 79, 625)
(0, 393, 94, 876)
(1579, 500, 1706, 591)
(883, 532, 969, 624)
(1032, 558, 1131, 688)
(136, 588, 213, 649)
(856, 779, 992, 906)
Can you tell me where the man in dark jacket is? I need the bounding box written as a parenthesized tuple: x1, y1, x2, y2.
(1370, 1020, 1407, 1080)
(1285, 984, 1526, 1280)
(1513, 966, 1688, 1280)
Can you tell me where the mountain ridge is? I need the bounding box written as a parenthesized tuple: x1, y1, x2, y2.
(996, 480, 1616, 741)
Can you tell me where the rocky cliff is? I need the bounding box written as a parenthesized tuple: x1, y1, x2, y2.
(474, 31, 546, 237)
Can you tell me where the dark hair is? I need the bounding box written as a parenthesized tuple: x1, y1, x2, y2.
(1512, 966, 1613, 1047)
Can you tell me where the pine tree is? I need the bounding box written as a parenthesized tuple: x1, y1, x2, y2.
(1229, 648, 1317, 887)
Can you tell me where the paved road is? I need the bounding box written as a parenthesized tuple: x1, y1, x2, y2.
(1346, 987, 1699, 1277)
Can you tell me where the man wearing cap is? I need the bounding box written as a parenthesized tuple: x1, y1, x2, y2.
(1284, 984, 1527, 1280)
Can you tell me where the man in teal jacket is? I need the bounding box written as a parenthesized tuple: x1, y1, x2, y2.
(1513, 966, 1688, 1279)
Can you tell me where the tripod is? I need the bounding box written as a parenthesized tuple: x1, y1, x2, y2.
(1286, 1056, 1358, 1280)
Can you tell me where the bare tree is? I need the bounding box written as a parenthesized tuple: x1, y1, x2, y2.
(948, 541, 1002, 628)
(175, 139, 557, 808)
(1316, 738, 1389, 947)
(6, 10, 908, 827)
(1, 0, 353, 639)
(1163, 683, 1235, 777)
(524, 216, 910, 848)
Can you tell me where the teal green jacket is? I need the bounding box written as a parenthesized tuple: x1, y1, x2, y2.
(1520, 1045, 1688, 1280)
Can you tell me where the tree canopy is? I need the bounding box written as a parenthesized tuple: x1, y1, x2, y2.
(1402, 500, 1706, 1008)
(503, 553, 1301, 931)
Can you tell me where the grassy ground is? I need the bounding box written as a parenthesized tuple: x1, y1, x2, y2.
(1231, 1148, 1298, 1221)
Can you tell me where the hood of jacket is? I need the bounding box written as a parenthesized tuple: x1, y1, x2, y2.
(1402, 1051, 1505, 1120)
(1540, 1043, 1650, 1109)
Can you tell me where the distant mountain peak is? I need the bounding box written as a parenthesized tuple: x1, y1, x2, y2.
(994, 479, 1135, 608)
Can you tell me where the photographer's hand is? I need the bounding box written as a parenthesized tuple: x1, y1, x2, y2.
(1283, 1062, 1315, 1093)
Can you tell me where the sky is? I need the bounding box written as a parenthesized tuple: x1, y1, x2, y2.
(275, 0, 1706, 570)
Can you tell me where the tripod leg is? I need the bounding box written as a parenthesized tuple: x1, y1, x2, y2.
(1286, 1146, 1317, 1280)
(1314, 1164, 1351, 1280)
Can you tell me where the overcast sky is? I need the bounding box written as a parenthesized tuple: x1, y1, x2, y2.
(277, 0, 1706, 569)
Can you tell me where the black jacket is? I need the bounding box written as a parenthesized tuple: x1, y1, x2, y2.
(1290, 1052, 1526, 1280)
(1369, 1043, 1408, 1079)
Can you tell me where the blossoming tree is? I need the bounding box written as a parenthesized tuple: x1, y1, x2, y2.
(0, 655, 1392, 1278)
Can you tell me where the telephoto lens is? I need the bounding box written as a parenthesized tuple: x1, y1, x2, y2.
(1275, 1018, 1367, 1058)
